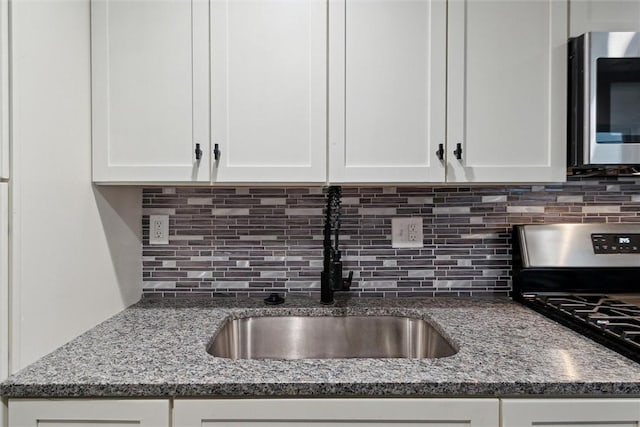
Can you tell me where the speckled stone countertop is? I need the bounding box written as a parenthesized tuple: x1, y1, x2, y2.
(3, 296, 640, 398)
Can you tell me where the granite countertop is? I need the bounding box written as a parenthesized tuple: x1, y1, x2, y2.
(3, 296, 640, 398)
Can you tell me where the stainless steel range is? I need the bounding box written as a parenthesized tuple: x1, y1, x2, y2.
(513, 223, 640, 363)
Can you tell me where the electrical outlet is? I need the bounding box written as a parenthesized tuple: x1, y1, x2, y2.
(408, 222, 419, 242)
(391, 217, 423, 248)
(150, 215, 169, 245)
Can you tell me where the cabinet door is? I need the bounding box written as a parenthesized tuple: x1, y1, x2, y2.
(174, 398, 499, 426)
(501, 399, 640, 427)
(570, 1, 640, 37)
(0, 183, 6, 382)
(92, 0, 210, 183)
(0, 0, 8, 180)
(447, 0, 567, 183)
(211, 0, 326, 183)
(9, 399, 170, 426)
(329, 0, 446, 183)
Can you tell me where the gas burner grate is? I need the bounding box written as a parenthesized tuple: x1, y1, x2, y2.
(534, 293, 640, 351)
(545, 295, 640, 315)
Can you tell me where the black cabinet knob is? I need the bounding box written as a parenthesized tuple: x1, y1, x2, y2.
(453, 143, 463, 160)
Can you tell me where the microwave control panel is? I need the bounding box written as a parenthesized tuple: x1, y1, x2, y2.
(591, 234, 640, 254)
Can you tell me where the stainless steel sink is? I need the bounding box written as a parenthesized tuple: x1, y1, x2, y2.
(208, 315, 457, 359)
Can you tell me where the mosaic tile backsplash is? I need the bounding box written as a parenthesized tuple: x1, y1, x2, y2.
(142, 178, 640, 298)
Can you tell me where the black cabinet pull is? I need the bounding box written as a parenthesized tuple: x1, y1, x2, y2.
(195, 143, 202, 160)
(453, 143, 463, 160)
(213, 143, 221, 161)
(436, 143, 444, 160)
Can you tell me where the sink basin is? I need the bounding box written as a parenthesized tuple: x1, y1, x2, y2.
(208, 315, 457, 359)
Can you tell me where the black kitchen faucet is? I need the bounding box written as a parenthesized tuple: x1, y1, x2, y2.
(320, 185, 353, 305)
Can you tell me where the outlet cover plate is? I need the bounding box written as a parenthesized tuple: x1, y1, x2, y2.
(391, 217, 423, 248)
(150, 215, 169, 245)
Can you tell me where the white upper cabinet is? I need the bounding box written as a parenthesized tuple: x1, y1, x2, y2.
(91, 0, 210, 183)
(570, 0, 640, 36)
(329, 0, 446, 183)
(93, 0, 326, 184)
(447, 0, 567, 183)
(91, 0, 568, 184)
(211, 0, 327, 183)
(330, 0, 566, 184)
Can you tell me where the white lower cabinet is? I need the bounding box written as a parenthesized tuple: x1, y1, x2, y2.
(173, 398, 500, 426)
(501, 399, 640, 427)
(8, 399, 170, 427)
(9, 398, 640, 426)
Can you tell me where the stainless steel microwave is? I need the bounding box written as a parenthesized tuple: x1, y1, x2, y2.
(568, 32, 640, 167)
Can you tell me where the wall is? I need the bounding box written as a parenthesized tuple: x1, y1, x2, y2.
(570, 0, 640, 36)
(10, 0, 142, 371)
(142, 177, 640, 298)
